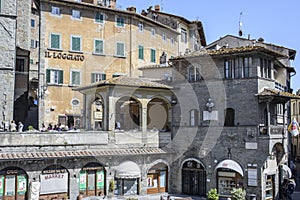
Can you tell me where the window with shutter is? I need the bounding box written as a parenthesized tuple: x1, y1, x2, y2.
(71, 71, 81, 85)
(116, 16, 124, 27)
(116, 42, 125, 57)
(95, 13, 104, 23)
(91, 73, 106, 83)
(50, 34, 60, 49)
(47, 69, 64, 84)
(94, 40, 104, 54)
(150, 49, 156, 62)
(71, 36, 81, 52)
(138, 45, 144, 60)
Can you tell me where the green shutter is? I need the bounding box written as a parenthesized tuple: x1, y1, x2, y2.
(51, 34, 59, 49)
(151, 49, 156, 62)
(138, 45, 144, 59)
(72, 37, 81, 51)
(58, 70, 63, 84)
(91, 73, 95, 83)
(46, 69, 50, 83)
(102, 74, 106, 80)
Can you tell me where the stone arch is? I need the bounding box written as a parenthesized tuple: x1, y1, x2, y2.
(147, 97, 171, 131)
(146, 159, 169, 194)
(271, 142, 285, 164)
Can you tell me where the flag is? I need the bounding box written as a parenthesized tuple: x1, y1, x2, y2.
(288, 118, 300, 136)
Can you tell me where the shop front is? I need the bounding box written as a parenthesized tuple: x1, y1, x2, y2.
(39, 165, 69, 200)
(146, 162, 168, 194)
(114, 161, 140, 196)
(0, 167, 27, 200)
(215, 159, 244, 199)
(79, 162, 105, 196)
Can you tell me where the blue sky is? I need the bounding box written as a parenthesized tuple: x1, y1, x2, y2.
(117, 0, 300, 92)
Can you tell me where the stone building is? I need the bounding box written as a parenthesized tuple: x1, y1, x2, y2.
(33, 0, 205, 130)
(161, 35, 298, 199)
(291, 89, 300, 160)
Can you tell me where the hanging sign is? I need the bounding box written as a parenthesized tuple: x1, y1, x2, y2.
(288, 118, 300, 136)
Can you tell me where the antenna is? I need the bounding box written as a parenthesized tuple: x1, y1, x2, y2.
(238, 12, 243, 37)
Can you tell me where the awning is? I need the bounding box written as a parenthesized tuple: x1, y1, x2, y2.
(281, 164, 292, 179)
(215, 159, 244, 177)
(115, 161, 141, 178)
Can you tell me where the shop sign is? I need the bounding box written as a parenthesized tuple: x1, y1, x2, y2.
(0, 176, 4, 196)
(97, 171, 104, 189)
(17, 175, 27, 195)
(45, 51, 84, 61)
(40, 172, 68, 194)
(79, 171, 87, 191)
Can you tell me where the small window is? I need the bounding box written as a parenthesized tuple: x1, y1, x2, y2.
(31, 19, 35, 28)
(181, 28, 187, 43)
(151, 28, 156, 36)
(51, 6, 61, 16)
(138, 45, 144, 60)
(150, 49, 156, 63)
(30, 59, 33, 64)
(30, 39, 35, 48)
(71, 99, 80, 106)
(138, 22, 144, 31)
(171, 37, 174, 44)
(224, 59, 230, 79)
(116, 16, 125, 27)
(72, 10, 81, 19)
(46, 69, 63, 84)
(224, 108, 235, 126)
(50, 33, 61, 49)
(188, 66, 202, 82)
(95, 13, 104, 23)
(71, 70, 81, 86)
(116, 42, 125, 57)
(91, 73, 106, 83)
(162, 34, 166, 42)
(94, 39, 104, 54)
(71, 36, 81, 52)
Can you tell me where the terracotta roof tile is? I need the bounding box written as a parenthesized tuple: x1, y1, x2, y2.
(256, 88, 300, 99)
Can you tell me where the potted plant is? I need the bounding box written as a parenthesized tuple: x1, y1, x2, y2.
(231, 188, 246, 200)
(207, 188, 219, 200)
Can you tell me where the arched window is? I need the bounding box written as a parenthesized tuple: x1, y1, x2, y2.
(190, 109, 199, 126)
(224, 108, 235, 126)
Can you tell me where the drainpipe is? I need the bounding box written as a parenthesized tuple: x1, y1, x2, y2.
(129, 17, 132, 77)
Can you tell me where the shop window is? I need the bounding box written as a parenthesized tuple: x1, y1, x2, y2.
(218, 169, 243, 198)
(115, 178, 138, 195)
(147, 165, 168, 195)
(265, 175, 274, 200)
(224, 108, 235, 126)
(79, 164, 105, 197)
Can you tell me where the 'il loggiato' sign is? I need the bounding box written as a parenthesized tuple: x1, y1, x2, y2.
(45, 51, 84, 61)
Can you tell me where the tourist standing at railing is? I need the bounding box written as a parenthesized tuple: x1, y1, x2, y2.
(18, 122, 23, 132)
(10, 120, 17, 132)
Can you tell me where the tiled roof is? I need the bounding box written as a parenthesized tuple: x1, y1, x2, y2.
(171, 46, 287, 60)
(74, 76, 172, 91)
(256, 88, 300, 99)
(138, 64, 171, 70)
(0, 148, 170, 161)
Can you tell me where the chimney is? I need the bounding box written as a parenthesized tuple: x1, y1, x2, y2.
(155, 5, 160, 12)
(257, 37, 264, 43)
(126, 6, 136, 13)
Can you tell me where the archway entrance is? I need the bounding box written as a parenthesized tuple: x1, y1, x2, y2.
(182, 160, 206, 196)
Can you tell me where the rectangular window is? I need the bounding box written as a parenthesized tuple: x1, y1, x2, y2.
(224, 60, 230, 79)
(181, 28, 187, 43)
(72, 10, 81, 19)
(151, 28, 156, 36)
(138, 22, 144, 31)
(138, 45, 144, 60)
(71, 36, 81, 52)
(46, 69, 63, 84)
(162, 34, 166, 42)
(116, 16, 125, 27)
(94, 39, 104, 54)
(50, 33, 61, 49)
(30, 39, 35, 48)
(16, 59, 25, 72)
(243, 57, 250, 78)
(51, 6, 60, 16)
(31, 19, 35, 28)
(71, 70, 81, 86)
(116, 42, 125, 57)
(91, 73, 106, 83)
(150, 49, 156, 63)
(171, 37, 174, 44)
(30, 59, 33, 64)
(95, 13, 104, 23)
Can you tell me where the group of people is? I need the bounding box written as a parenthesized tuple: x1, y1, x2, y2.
(9, 120, 23, 132)
(40, 123, 77, 132)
